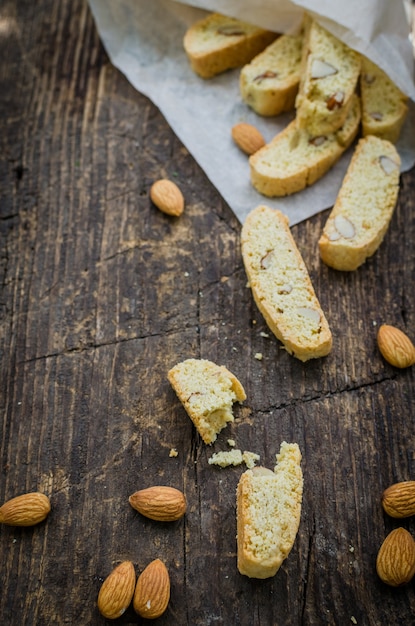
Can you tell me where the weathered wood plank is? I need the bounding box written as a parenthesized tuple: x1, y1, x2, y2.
(1, 1, 415, 624)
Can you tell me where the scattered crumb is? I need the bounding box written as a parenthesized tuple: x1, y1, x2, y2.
(351, 617, 357, 625)
(254, 353, 263, 360)
(208, 449, 243, 467)
(208, 449, 260, 469)
(349, 545, 354, 553)
(227, 439, 236, 447)
(169, 448, 178, 458)
(184, 271, 189, 277)
(220, 276, 229, 283)
(260, 331, 269, 338)
(242, 451, 260, 469)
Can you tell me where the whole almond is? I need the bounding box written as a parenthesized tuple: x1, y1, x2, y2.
(150, 179, 184, 216)
(129, 486, 186, 522)
(133, 558, 170, 619)
(377, 324, 415, 368)
(0, 492, 51, 526)
(231, 123, 265, 155)
(376, 528, 415, 586)
(382, 481, 415, 518)
(97, 560, 136, 620)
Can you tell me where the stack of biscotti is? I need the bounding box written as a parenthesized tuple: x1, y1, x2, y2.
(246, 17, 407, 197)
(249, 17, 362, 196)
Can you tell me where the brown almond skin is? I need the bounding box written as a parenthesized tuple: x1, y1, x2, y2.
(97, 560, 136, 620)
(377, 324, 415, 368)
(382, 481, 415, 518)
(150, 179, 184, 216)
(129, 486, 186, 521)
(133, 559, 170, 619)
(376, 528, 415, 587)
(231, 123, 265, 155)
(0, 492, 51, 527)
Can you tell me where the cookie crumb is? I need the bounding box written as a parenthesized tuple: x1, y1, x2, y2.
(208, 450, 243, 467)
(169, 448, 178, 458)
(242, 451, 260, 469)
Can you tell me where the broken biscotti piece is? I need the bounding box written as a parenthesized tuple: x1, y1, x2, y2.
(318, 135, 401, 271)
(360, 56, 408, 144)
(239, 31, 304, 116)
(167, 359, 246, 444)
(295, 18, 361, 135)
(249, 93, 361, 197)
(183, 13, 277, 79)
(241, 206, 332, 361)
(236, 441, 303, 579)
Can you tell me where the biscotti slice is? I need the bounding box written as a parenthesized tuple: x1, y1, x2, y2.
(318, 136, 401, 271)
(167, 358, 246, 444)
(241, 206, 332, 361)
(360, 57, 409, 144)
(295, 19, 361, 134)
(237, 441, 303, 579)
(250, 93, 361, 197)
(183, 13, 277, 79)
(239, 32, 304, 116)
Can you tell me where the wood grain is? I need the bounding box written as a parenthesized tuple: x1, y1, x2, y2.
(1, 1, 415, 624)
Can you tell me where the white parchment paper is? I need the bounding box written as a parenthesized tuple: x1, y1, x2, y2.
(88, 0, 415, 225)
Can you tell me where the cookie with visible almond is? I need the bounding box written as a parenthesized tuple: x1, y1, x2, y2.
(239, 31, 304, 116)
(241, 205, 332, 361)
(183, 13, 277, 79)
(360, 56, 408, 144)
(318, 135, 400, 271)
(249, 93, 361, 197)
(295, 18, 361, 135)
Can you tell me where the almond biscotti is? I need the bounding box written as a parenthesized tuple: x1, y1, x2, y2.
(295, 18, 361, 135)
(360, 57, 408, 144)
(239, 32, 304, 116)
(249, 93, 361, 197)
(167, 358, 246, 444)
(236, 442, 303, 579)
(183, 13, 277, 79)
(241, 206, 332, 361)
(318, 135, 401, 271)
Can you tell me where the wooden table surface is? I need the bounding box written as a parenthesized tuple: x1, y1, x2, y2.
(1, 1, 415, 624)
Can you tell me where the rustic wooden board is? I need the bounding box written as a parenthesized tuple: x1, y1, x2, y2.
(1, 1, 415, 624)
